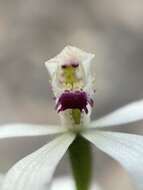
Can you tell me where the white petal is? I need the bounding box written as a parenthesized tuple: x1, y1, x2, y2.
(51, 177, 101, 190)
(45, 46, 95, 77)
(90, 99, 143, 128)
(2, 133, 75, 190)
(52, 177, 75, 190)
(45, 58, 59, 76)
(0, 174, 4, 188)
(0, 176, 101, 190)
(0, 123, 67, 139)
(82, 130, 143, 190)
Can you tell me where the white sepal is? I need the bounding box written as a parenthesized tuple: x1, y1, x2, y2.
(90, 99, 143, 128)
(0, 123, 67, 139)
(2, 133, 75, 190)
(45, 46, 95, 78)
(82, 130, 143, 190)
(45, 58, 58, 76)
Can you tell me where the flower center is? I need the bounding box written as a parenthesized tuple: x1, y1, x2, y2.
(57, 61, 85, 91)
(54, 60, 94, 126)
(62, 64, 78, 88)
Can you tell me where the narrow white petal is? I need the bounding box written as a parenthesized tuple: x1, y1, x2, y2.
(0, 123, 67, 139)
(2, 133, 75, 190)
(90, 99, 143, 128)
(82, 130, 143, 190)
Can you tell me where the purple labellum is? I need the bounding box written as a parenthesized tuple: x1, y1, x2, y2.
(56, 91, 94, 113)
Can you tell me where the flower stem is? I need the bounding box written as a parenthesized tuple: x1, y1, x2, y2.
(69, 135, 92, 190)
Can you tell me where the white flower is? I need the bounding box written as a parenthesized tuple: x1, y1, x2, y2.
(1, 46, 143, 190)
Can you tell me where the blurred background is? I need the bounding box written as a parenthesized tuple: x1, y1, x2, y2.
(0, 0, 143, 189)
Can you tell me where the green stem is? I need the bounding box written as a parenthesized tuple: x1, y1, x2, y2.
(69, 135, 92, 190)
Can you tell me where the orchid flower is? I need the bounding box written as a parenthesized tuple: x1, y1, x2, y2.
(1, 46, 143, 190)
